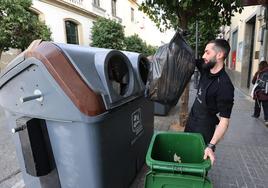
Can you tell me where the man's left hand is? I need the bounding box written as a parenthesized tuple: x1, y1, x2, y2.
(203, 147, 216, 165)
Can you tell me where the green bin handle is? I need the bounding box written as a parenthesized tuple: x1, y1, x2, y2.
(151, 164, 207, 180)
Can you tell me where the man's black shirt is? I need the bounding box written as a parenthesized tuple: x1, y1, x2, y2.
(195, 59, 234, 118)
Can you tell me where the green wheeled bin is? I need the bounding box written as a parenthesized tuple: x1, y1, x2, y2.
(144, 131, 213, 188)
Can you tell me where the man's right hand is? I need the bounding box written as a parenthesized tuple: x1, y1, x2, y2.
(203, 147, 216, 165)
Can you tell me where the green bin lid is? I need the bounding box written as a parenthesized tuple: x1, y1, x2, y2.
(145, 171, 212, 188)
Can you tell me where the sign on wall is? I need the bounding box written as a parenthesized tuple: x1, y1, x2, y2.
(231, 30, 238, 69)
(231, 51, 237, 69)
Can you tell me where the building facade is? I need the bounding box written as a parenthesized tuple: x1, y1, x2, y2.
(0, 0, 174, 70)
(223, 5, 268, 95)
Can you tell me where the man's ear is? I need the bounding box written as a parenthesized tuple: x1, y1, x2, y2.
(217, 51, 224, 60)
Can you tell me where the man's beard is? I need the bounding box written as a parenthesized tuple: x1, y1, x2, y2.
(202, 57, 217, 70)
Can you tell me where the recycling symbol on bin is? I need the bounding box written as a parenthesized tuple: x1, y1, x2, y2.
(131, 108, 143, 135)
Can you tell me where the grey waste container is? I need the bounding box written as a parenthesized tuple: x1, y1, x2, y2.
(122, 51, 149, 95)
(154, 102, 172, 116)
(0, 41, 154, 188)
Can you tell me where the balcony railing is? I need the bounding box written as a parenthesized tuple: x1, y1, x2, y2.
(62, 0, 84, 7)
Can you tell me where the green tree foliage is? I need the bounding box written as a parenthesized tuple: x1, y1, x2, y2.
(140, 0, 243, 30)
(0, 0, 51, 57)
(139, 0, 243, 53)
(91, 18, 157, 55)
(124, 34, 157, 56)
(125, 34, 146, 53)
(145, 44, 158, 56)
(91, 17, 125, 50)
(187, 20, 221, 57)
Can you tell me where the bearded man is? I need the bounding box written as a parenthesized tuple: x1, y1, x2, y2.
(185, 39, 234, 165)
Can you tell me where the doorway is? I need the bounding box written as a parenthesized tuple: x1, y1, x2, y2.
(241, 15, 256, 89)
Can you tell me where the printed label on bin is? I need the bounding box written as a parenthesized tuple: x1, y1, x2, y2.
(131, 108, 143, 135)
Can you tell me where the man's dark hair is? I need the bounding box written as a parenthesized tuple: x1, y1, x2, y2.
(208, 39, 230, 60)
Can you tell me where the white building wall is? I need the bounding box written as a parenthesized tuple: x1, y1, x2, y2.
(120, 1, 174, 46)
(33, 0, 174, 46)
(224, 4, 268, 94)
(235, 6, 257, 72)
(32, 0, 95, 46)
(226, 5, 259, 73)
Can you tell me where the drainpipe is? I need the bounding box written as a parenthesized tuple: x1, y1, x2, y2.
(193, 20, 199, 89)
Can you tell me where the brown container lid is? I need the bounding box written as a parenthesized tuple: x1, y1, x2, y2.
(25, 40, 106, 116)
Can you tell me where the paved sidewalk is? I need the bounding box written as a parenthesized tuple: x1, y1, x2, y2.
(0, 109, 22, 188)
(130, 82, 268, 188)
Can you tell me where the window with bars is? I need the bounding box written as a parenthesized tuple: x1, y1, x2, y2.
(111, 0, 116, 16)
(131, 7, 134, 22)
(65, 20, 79, 44)
(93, 0, 100, 7)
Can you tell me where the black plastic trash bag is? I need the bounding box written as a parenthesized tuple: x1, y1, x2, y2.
(146, 31, 196, 105)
